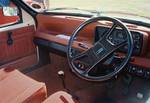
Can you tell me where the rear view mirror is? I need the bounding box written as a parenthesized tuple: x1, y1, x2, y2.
(3, 7, 18, 16)
(0, 0, 10, 7)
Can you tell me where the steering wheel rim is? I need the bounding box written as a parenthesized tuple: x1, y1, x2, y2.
(67, 16, 134, 82)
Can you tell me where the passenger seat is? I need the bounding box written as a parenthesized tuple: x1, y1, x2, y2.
(0, 67, 47, 103)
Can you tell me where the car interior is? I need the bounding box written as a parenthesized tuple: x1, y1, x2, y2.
(0, 0, 150, 103)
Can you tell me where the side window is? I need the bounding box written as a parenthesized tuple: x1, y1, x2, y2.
(0, 1, 21, 27)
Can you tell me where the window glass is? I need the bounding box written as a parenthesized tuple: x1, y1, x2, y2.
(48, 0, 149, 18)
(0, 2, 20, 27)
(22, 0, 150, 22)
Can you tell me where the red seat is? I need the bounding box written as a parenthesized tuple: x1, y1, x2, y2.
(0, 68, 47, 103)
(43, 91, 78, 103)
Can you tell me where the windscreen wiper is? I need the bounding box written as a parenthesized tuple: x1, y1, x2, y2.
(45, 7, 80, 11)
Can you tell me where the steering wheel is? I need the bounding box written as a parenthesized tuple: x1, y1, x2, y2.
(67, 16, 134, 82)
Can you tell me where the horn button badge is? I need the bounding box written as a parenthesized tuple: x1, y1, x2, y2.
(93, 43, 106, 58)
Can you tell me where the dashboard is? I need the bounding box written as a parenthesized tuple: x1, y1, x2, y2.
(34, 15, 150, 79)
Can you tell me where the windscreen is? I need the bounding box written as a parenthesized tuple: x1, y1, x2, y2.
(49, 0, 150, 17)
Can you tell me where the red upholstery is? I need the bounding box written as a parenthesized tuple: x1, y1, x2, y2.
(43, 91, 78, 103)
(0, 68, 47, 103)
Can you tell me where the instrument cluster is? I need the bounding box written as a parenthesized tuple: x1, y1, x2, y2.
(95, 26, 143, 55)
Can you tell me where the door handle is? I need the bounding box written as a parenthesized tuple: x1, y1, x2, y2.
(7, 31, 13, 46)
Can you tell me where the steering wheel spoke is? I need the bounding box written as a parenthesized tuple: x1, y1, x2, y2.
(101, 23, 117, 40)
(114, 40, 127, 48)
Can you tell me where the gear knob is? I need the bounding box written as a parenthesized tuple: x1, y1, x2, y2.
(58, 70, 65, 77)
(58, 70, 66, 89)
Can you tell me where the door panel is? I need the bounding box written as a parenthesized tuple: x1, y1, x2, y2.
(0, 26, 36, 65)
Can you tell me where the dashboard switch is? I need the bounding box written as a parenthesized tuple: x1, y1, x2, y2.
(145, 71, 150, 79)
(136, 69, 144, 76)
(129, 66, 137, 74)
(128, 64, 150, 79)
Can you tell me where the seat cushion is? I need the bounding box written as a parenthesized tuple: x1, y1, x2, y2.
(0, 67, 47, 103)
(43, 91, 78, 103)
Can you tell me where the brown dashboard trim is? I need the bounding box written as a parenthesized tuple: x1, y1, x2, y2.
(36, 15, 149, 55)
(35, 32, 92, 51)
(131, 57, 150, 69)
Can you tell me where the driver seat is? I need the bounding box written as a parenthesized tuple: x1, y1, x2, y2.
(43, 91, 79, 103)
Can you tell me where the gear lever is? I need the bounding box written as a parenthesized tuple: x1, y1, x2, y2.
(57, 70, 80, 102)
(58, 70, 67, 89)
